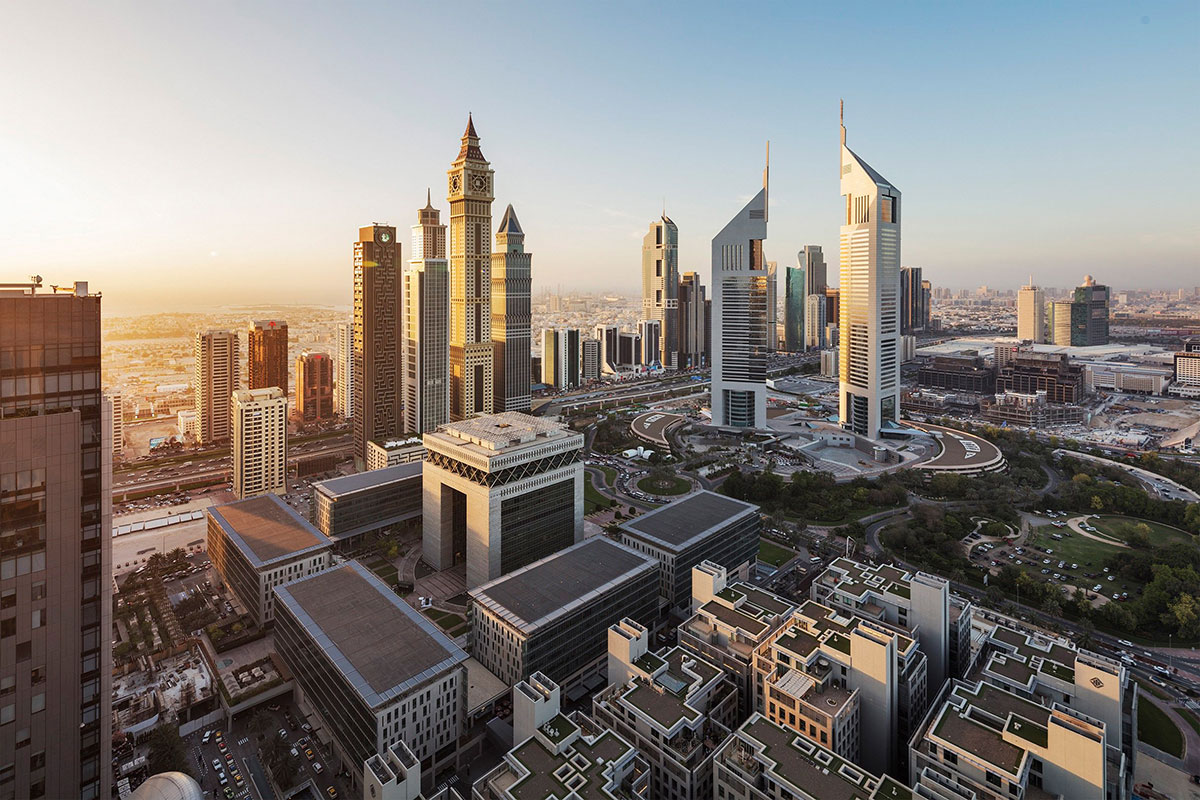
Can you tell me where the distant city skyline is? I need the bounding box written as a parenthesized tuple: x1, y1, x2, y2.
(3, 3, 1196, 315)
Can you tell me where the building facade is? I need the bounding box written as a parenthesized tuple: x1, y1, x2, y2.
(1017, 280, 1045, 343)
(194, 329, 239, 443)
(642, 216, 680, 369)
(839, 109, 901, 440)
(556, 328, 580, 390)
(783, 265, 805, 352)
(900, 266, 925, 335)
(404, 196, 450, 435)
(422, 413, 584, 588)
(336, 319, 354, 420)
(539, 329, 558, 388)
(711, 177, 769, 428)
(995, 351, 1083, 404)
(206, 494, 332, 626)
(365, 437, 425, 470)
(1073, 276, 1110, 346)
(917, 352, 996, 394)
(247, 319, 288, 397)
(678, 271, 707, 368)
(638, 319, 661, 369)
(581, 338, 601, 382)
(447, 115, 495, 421)
(231, 387, 288, 499)
(294, 351, 334, 425)
(0, 280, 111, 800)
(313, 463, 422, 549)
(491, 204, 532, 412)
(468, 538, 658, 689)
(354, 223, 403, 469)
(804, 293, 827, 349)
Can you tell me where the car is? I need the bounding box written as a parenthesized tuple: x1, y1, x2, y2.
(1118, 639, 1133, 647)
(305, 748, 315, 761)
(218, 741, 227, 751)
(212, 759, 221, 771)
(278, 728, 288, 739)
(1094, 585, 1104, 592)
(290, 746, 299, 758)
(313, 761, 324, 774)
(202, 731, 212, 744)
(1108, 575, 1115, 581)
(1043, 559, 1051, 565)
(302, 723, 313, 733)
(325, 785, 335, 798)
(224, 788, 235, 800)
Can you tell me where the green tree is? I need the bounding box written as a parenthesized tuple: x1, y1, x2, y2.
(248, 709, 272, 742)
(1169, 592, 1200, 639)
(147, 724, 192, 776)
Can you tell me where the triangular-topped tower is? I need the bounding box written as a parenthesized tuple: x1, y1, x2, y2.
(492, 203, 532, 412)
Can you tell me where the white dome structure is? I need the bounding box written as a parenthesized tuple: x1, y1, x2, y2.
(128, 772, 205, 800)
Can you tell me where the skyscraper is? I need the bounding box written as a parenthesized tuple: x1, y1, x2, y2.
(1051, 300, 1074, 346)
(447, 115, 495, 420)
(783, 265, 806, 352)
(711, 163, 769, 429)
(1073, 275, 1110, 345)
(804, 293, 827, 349)
(766, 261, 779, 351)
(404, 194, 450, 434)
(900, 266, 925, 335)
(638, 319, 661, 368)
(678, 271, 707, 368)
(295, 351, 334, 425)
(581, 338, 601, 382)
(247, 319, 289, 397)
(194, 329, 239, 443)
(801, 245, 828, 295)
(335, 320, 354, 420)
(838, 106, 901, 439)
(0, 279, 111, 800)
(557, 328, 581, 390)
(1017, 278, 1045, 342)
(231, 387, 288, 499)
(594, 324, 620, 374)
(491, 204, 531, 412)
(353, 223, 403, 470)
(641, 216, 680, 369)
(920, 279, 933, 330)
(541, 329, 558, 388)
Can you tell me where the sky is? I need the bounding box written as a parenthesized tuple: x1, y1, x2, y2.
(1, 1, 1197, 315)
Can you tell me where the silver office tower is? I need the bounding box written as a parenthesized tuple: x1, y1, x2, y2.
(404, 195, 450, 434)
(839, 105, 901, 439)
(0, 279, 111, 800)
(711, 166, 769, 428)
(491, 204, 532, 412)
(641, 216, 680, 369)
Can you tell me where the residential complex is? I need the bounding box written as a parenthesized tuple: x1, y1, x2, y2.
(491, 204, 532, 412)
(206, 494, 332, 626)
(838, 108, 901, 440)
(230, 386, 288, 499)
(710, 174, 770, 429)
(247, 319, 289, 397)
(422, 412, 583, 587)
(404, 195, 451, 434)
(274, 561, 469, 789)
(354, 223, 404, 469)
(312, 462, 422, 549)
(447, 115, 495, 420)
(619, 490, 760, 612)
(468, 537, 658, 690)
(0, 281, 111, 800)
(193, 329, 239, 443)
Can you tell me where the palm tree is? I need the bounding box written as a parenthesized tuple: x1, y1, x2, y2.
(248, 710, 272, 742)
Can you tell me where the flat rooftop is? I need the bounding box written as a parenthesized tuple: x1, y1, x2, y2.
(470, 538, 656, 635)
(501, 722, 634, 800)
(426, 412, 577, 454)
(313, 462, 421, 498)
(620, 490, 757, 551)
(207, 494, 330, 568)
(274, 561, 467, 709)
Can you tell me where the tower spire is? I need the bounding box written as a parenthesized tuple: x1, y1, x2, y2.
(763, 140, 770, 223)
(840, 99, 846, 147)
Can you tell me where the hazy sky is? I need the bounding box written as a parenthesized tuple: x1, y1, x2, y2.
(1, 1, 1196, 314)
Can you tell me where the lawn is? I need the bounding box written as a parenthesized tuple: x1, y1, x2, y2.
(363, 557, 399, 588)
(1013, 527, 1144, 601)
(1137, 697, 1184, 758)
(584, 481, 612, 514)
(758, 538, 799, 568)
(598, 466, 618, 487)
(636, 475, 691, 496)
(1175, 706, 1200, 739)
(424, 608, 469, 637)
(1091, 515, 1195, 548)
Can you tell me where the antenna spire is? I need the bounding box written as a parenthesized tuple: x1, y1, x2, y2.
(763, 140, 770, 223)
(840, 99, 846, 147)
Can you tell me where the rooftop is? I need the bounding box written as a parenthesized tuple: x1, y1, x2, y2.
(274, 561, 467, 709)
(313, 462, 421, 499)
(470, 538, 657, 635)
(497, 722, 635, 800)
(621, 491, 757, 551)
(427, 412, 576, 454)
(207, 494, 330, 568)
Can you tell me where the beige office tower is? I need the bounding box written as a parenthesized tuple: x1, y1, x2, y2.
(0, 280, 111, 800)
(541, 328, 558, 388)
(641, 215, 680, 369)
(231, 387, 288, 499)
(1018, 277, 1045, 342)
(105, 387, 123, 458)
(404, 194, 450, 434)
(805, 293, 827, 349)
(335, 320, 353, 419)
(1051, 300, 1074, 345)
(353, 224, 403, 469)
(194, 329, 240, 443)
(491, 204, 532, 411)
(447, 115, 495, 420)
(838, 105, 901, 440)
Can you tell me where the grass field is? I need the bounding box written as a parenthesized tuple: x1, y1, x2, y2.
(584, 481, 612, 514)
(1091, 515, 1195, 547)
(363, 556, 399, 588)
(598, 466, 618, 486)
(1137, 697, 1184, 758)
(758, 538, 799, 568)
(637, 475, 691, 496)
(1016, 526, 1144, 600)
(424, 608, 468, 637)
(1176, 706, 1200, 739)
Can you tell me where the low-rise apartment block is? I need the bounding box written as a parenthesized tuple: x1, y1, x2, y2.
(594, 619, 739, 800)
(274, 561, 468, 790)
(678, 562, 797, 718)
(206, 494, 332, 626)
(619, 491, 760, 612)
(469, 537, 659, 691)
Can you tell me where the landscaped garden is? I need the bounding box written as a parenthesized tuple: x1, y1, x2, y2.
(758, 538, 799, 568)
(636, 473, 691, 496)
(424, 608, 469, 637)
(1137, 698, 1184, 758)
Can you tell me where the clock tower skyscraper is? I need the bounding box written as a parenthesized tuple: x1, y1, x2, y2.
(447, 115, 495, 420)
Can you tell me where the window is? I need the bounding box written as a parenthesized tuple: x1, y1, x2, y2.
(0, 619, 13, 638)
(0, 677, 12, 697)
(31, 609, 44, 629)
(30, 694, 44, 713)
(30, 583, 44, 602)
(0, 704, 13, 725)
(0, 590, 12, 609)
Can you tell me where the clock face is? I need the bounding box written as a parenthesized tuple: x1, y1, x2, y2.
(449, 175, 461, 194)
(380, 231, 391, 243)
